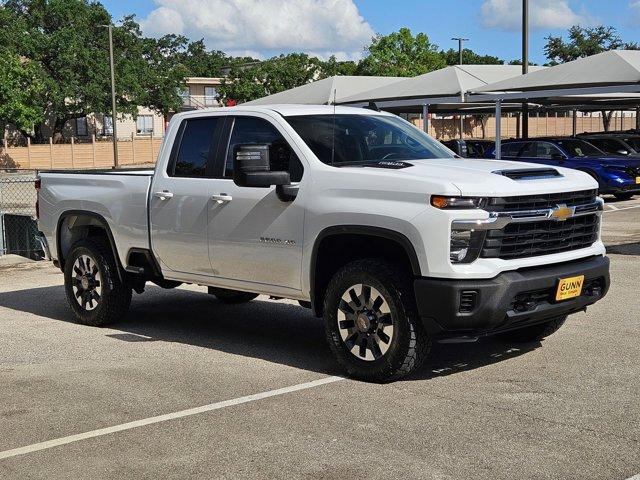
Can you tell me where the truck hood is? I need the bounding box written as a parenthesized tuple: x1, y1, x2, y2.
(345, 158, 598, 197)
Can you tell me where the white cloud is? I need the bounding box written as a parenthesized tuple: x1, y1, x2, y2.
(140, 0, 374, 59)
(480, 0, 593, 31)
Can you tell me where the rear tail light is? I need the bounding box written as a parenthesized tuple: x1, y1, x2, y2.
(35, 178, 41, 219)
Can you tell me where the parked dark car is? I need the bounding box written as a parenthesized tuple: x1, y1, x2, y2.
(441, 139, 494, 158)
(579, 135, 640, 157)
(485, 137, 640, 200)
(582, 132, 640, 154)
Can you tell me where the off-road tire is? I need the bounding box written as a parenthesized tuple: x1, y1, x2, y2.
(498, 316, 567, 343)
(208, 287, 259, 304)
(323, 259, 431, 382)
(614, 192, 634, 201)
(64, 238, 132, 327)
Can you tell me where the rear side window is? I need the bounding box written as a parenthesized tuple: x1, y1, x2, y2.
(171, 117, 220, 177)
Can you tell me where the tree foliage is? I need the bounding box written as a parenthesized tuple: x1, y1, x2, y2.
(545, 25, 640, 65)
(0, 53, 45, 135)
(218, 53, 325, 104)
(356, 27, 446, 77)
(441, 48, 503, 66)
(0, 0, 188, 140)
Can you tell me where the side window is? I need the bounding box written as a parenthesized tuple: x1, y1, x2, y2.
(518, 142, 537, 158)
(537, 142, 563, 159)
(501, 142, 522, 157)
(171, 117, 220, 178)
(225, 116, 303, 182)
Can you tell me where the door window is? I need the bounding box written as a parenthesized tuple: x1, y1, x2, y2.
(224, 116, 303, 182)
(500, 142, 524, 157)
(171, 117, 220, 178)
(204, 86, 217, 106)
(535, 142, 564, 159)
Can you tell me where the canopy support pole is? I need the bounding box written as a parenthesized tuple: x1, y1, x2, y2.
(572, 110, 577, 137)
(495, 100, 502, 160)
(422, 104, 429, 134)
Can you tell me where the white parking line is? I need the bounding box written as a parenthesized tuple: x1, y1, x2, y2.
(625, 475, 640, 480)
(0, 375, 344, 460)
(605, 204, 640, 212)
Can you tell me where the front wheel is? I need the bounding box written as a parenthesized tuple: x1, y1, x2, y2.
(64, 239, 132, 326)
(614, 192, 634, 201)
(498, 316, 567, 343)
(323, 259, 431, 382)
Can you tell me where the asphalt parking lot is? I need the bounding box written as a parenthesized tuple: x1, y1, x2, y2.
(1, 197, 639, 479)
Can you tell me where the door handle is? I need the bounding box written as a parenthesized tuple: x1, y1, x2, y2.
(211, 193, 233, 204)
(153, 190, 174, 200)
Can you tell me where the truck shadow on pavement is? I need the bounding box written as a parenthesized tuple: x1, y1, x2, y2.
(0, 284, 539, 381)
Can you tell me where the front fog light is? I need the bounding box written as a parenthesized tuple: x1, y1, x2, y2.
(450, 229, 484, 263)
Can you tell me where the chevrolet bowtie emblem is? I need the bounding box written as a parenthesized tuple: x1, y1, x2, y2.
(549, 204, 576, 221)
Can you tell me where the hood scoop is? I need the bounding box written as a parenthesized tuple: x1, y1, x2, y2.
(493, 168, 563, 180)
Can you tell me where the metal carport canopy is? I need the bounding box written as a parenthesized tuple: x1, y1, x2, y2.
(243, 75, 405, 106)
(467, 51, 640, 159)
(337, 65, 545, 129)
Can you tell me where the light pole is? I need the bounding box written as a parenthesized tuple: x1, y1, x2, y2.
(451, 37, 469, 66)
(452, 37, 469, 139)
(522, 0, 529, 139)
(100, 24, 119, 168)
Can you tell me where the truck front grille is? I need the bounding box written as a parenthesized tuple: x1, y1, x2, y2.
(481, 213, 600, 260)
(487, 189, 597, 212)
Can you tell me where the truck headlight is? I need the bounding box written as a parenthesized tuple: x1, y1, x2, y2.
(431, 196, 487, 209)
(450, 229, 485, 263)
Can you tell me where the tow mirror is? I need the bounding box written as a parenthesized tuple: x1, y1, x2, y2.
(233, 144, 290, 188)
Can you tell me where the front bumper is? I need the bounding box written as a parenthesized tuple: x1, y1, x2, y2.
(414, 255, 610, 338)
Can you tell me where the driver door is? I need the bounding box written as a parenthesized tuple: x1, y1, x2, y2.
(206, 115, 305, 290)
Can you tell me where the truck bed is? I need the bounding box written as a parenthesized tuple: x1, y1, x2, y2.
(38, 170, 154, 267)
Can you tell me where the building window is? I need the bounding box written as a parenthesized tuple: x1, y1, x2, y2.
(178, 87, 190, 106)
(204, 86, 217, 106)
(136, 115, 154, 135)
(76, 117, 88, 136)
(103, 116, 113, 136)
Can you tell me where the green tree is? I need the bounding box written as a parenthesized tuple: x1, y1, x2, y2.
(218, 53, 325, 104)
(321, 55, 358, 77)
(441, 48, 503, 66)
(0, 53, 45, 138)
(179, 39, 229, 77)
(0, 0, 187, 141)
(545, 25, 639, 65)
(356, 27, 446, 77)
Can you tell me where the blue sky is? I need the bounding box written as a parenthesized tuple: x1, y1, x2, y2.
(101, 0, 639, 64)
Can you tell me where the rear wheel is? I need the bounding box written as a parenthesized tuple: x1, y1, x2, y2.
(208, 287, 259, 304)
(614, 192, 634, 201)
(64, 239, 131, 326)
(498, 316, 567, 343)
(324, 259, 431, 382)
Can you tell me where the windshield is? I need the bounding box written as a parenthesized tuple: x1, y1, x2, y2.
(285, 114, 455, 166)
(555, 139, 604, 157)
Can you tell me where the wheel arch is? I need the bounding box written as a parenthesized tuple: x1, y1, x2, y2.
(309, 225, 421, 317)
(56, 210, 123, 281)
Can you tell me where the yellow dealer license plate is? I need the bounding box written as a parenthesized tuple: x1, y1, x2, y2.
(636, 176, 640, 184)
(556, 275, 585, 301)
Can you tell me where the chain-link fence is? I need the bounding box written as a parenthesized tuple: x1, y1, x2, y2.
(0, 169, 43, 260)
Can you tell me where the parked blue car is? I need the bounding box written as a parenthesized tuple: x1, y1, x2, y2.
(485, 137, 640, 200)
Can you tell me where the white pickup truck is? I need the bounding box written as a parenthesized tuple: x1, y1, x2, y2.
(37, 105, 610, 381)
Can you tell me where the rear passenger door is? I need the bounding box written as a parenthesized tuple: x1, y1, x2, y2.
(150, 116, 223, 275)
(206, 114, 306, 291)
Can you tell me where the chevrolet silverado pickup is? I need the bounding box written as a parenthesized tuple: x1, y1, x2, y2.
(36, 105, 610, 381)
